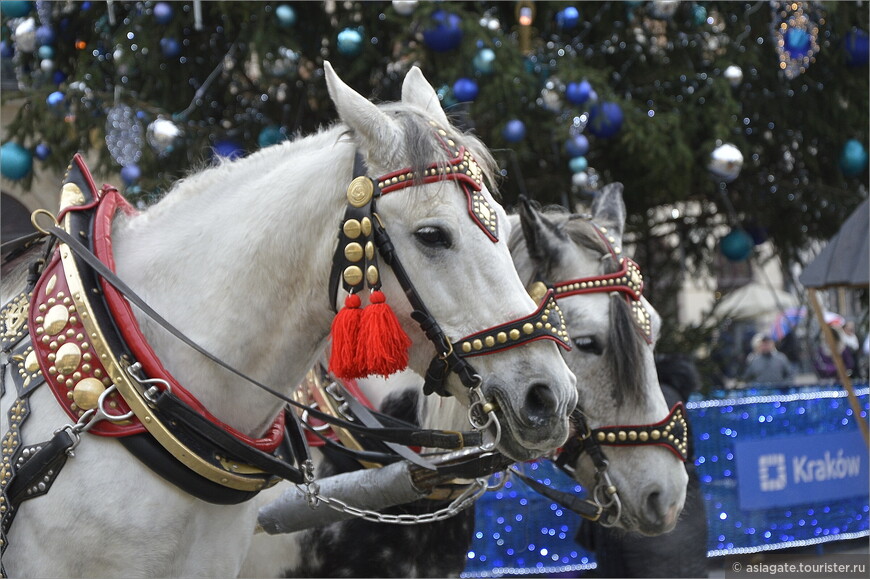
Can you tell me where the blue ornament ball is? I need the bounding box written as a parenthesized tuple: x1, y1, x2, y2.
(565, 135, 589, 157)
(587, 102, 624, 138)
(120, 164, 141, 185)
(692, 4, 707, 26)
(502, 120, 526, 143)
(0, 1, 32, 18)
(36, 25, 55, 46)
(453, 78, 479, 102)
(720, 229, 754, 262)
(213, 139, 245, 161)
(473, 48, 496, 75)
(839, 139, 868, 177)
(0, 142, 33, 180)
(0, 41, 13, 59)
(275, 4, 297, 27)
(153, 2, 173, 24)
(336, 28, 364, 57)
(565, 80, 592, 105)
(160, 37, 181, 58)
(34, 143, 50, 160)
(258, 125, 285, 148)
(784, 27, 811, 58)
(423, 11, 463, 53)
(556, 7, 580, 29)
(568, 156, 588, 173)
(46, 91, 64, 107)
(844, 29, 869, 67)
(52, 70, 66, 85)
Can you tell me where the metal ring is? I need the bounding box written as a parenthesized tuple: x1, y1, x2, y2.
(97, 384, 135, 422)
(30, 209, 59, 235)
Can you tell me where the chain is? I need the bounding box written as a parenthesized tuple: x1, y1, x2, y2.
(296, 477, 489, 525)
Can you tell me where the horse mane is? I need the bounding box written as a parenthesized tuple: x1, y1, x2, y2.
(509, 205, 647, 406)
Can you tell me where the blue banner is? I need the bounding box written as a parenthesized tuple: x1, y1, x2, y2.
(735, 430, 868, 510)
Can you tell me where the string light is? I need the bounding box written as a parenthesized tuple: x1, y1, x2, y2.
(464, 384, 869, 576)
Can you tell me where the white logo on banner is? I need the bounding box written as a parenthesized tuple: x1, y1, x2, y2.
(758, 453, 787, 491)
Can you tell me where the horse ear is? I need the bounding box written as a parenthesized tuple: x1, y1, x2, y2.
(518, 196, 563, 274)
(324, 61, 400, 153)
(401, 66, 450, 127)
(591, 182, 626, 247)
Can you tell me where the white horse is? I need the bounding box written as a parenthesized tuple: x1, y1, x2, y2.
(513, 184, 688, 536)
(239, 184, 688, 578)
(0, 64, 577, 577)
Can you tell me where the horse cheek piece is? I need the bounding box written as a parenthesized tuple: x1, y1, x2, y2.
(328, 139, 572, 399)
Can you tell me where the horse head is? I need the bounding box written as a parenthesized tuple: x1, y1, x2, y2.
(512, 183, 688, 535)
(324, 63, 577, 462)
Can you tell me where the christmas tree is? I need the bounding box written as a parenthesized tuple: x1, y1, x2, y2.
(2, 1, 868, 369)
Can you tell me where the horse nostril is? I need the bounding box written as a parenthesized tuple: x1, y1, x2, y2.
(645, 490, 663, 525)
(522, 383, 558, 425)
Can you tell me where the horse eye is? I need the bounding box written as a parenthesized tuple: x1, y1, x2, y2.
(573, 335, 603, 355)
(414, 226, 452, 249)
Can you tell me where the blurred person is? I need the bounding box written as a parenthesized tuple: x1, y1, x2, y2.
(741, 335, 795, 385)
(813, 326, 856, 379)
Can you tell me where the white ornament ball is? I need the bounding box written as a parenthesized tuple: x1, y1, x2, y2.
(146, 118, 183, 155)
(723, 65, 743, 88)
(392, 1, 417, 16)
(708, 143, 744, 182)
(572, 171, 589, 188)
(14, 18, 38, 53)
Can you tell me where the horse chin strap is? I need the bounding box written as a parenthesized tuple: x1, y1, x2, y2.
(329, 139, 571, 400)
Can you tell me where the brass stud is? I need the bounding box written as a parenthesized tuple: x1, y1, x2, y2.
(462, 342, 472, 353)
(343, 219, 362, 239)
(509, 329, 520, 340)
(485, 336, 495, 347)
(366, 265, 379, 286)
(43, 304, 69, 336)
(72, 377, 105, 411)
(344, 242, 364, 262)
(597, 432, 606, 442)
(606, 432, 616, 443)
(347, 176, 374, 207)
(343, 265, 363, 286)
(472, 339, 483, 350)
(628, 431, 637, 441)
(497, 332, 507, 343)
(639, 432, 649, 442)
(55, 342, 82, 374)
(24, 350, 39, 373)
(365, 241, 375, 260)
(522, 323, 534, 335)
(361, 217, 372, 236)
(651, 430, 661, 440)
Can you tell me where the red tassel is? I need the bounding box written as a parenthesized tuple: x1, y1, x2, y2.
(359, 290, 412, 377)
(328, 293, 364, 379)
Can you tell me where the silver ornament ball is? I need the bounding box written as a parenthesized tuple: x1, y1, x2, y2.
(708, 143, 744, 182)
(147, 118, 183, 155)
(724, 65, 743, 88)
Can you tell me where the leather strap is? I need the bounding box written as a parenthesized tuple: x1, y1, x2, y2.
(511, 466, 603, 521)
